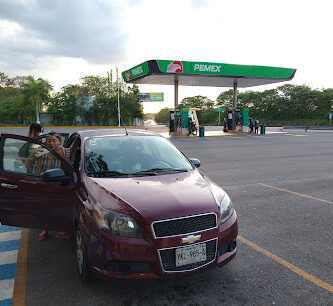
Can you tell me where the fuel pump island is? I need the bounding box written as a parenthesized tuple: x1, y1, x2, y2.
(122, 60, 296, 135)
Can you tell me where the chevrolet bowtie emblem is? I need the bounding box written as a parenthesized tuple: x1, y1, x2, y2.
(181, 234, 201, 244)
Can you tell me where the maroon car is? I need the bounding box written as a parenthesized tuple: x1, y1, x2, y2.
(0, 129, 238, 281)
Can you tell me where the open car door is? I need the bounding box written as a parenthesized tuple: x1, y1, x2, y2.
(0, 134, 78, 232)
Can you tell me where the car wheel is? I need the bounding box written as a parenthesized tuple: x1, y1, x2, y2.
(75, 224, 91, 282)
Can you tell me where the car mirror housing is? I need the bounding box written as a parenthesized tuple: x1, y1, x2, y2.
(41, 168, 72, 182)
(190, 158, 201, 168)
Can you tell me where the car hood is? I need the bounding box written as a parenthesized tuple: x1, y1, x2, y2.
(85, 170, 221, 222)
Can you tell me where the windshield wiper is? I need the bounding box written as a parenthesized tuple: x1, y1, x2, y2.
(130, 170, 158, 176)
(86, 170, 130, 177)
(132, 168, 189, 176)
(151, 168, 189, 172)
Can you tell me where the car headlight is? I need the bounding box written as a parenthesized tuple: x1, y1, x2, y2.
(220, 193, 234, 224)
(93, 202, 142, 238)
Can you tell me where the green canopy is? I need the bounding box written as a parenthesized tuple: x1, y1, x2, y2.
(122, 60, 296, 88)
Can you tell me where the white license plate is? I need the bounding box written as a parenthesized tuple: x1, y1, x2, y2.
(175, 243, 207, 267)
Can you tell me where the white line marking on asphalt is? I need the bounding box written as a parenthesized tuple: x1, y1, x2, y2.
(0, 250, 19, 265)
(0, 231, 21, 242)
(0, 279, 15, 300)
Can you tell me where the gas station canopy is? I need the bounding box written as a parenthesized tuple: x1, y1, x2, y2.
(122, 59, 296, 88)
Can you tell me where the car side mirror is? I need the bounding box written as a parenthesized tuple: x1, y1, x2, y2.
(190, 158, 201, 168)
(41, 168, 72, 182)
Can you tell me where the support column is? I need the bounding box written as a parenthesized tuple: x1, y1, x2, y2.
(233, 80, 238, 130)
(173, 78, 179, 134)
(233, 80, 238, 109)
(174, 78, 178, 109)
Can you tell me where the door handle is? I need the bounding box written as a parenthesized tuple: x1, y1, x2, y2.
(1, 183, 18, 189)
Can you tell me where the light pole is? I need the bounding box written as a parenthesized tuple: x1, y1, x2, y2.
(117, 68, 120, 126)
(36, 100, 40, 123)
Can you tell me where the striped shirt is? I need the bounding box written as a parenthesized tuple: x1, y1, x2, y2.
(30, 147, 70, 176)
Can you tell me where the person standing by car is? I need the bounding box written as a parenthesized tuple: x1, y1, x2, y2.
(25, 131, 71, 240)
(249, 118, 254, 133)
(18, 123, 44, 158)
(255, 120, 259, 134)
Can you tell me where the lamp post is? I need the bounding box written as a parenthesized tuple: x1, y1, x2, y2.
(117, 68, 120, 126)
(36, 100, 40, 123)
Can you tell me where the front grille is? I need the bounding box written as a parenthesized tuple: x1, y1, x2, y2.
(152, 213, 217, 238)
(159, 239, 217, 272)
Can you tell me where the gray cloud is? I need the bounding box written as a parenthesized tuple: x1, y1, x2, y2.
(0, 0, 129, 65)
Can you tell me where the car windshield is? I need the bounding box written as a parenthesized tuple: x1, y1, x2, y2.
(84, 135, 193, 177)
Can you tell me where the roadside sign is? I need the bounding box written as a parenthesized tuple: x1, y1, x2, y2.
(139, 92, 164, 102)
(214, 108, 225, 112)
(329, 113, 332, 120)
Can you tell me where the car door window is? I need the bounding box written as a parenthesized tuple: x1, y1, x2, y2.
(2, 137, 67, 177)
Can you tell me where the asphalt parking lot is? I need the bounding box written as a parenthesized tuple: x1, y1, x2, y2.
(2, 127, 333, 305)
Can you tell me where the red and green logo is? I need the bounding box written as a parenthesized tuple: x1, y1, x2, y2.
(125, 70, 131, 81)
(166, 61, 183, 73)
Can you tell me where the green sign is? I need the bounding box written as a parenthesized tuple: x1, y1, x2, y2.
(214, 108, 225, 112)
(139, 92, 164, 102)
(150, 92, 164, 101)
(155, 60, 295, 78)
(122, 61, 149, 81)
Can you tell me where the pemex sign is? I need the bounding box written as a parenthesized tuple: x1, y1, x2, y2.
(122, 60, 296, 84)
(122, 61, 149, 81)
(157, 60, 225, 75)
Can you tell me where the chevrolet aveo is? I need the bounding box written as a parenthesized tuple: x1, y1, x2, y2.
(0, 129, 238, 281)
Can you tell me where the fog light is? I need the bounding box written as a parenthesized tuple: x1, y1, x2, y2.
(228, 240, 237, 252)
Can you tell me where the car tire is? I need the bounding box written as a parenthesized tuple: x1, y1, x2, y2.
(75, 224, 91, 282)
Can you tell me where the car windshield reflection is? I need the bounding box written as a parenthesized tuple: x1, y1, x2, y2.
(84, 136, 193, 177)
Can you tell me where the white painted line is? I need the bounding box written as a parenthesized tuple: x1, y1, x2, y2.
(0, 250, 18, 265)
(0, 278, 15, 300)
(0, 231, 21, 242)
(284, 134, 306, 137)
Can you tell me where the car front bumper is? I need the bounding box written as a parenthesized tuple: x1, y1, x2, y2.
(85, 211, 238, 280)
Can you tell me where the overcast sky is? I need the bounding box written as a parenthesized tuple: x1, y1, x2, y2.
(1, 0, 332, 113)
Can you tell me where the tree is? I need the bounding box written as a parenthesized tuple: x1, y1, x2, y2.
(46, 85, 82, 125)
(21, 76, 53, 123)
(179, 95, 214, 110)
(216, 90, 234, 110)
(155, 107, 171, 125)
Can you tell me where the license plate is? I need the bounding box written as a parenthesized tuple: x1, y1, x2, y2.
(175, 243, 207, 267)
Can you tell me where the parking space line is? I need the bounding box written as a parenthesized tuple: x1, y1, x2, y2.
(258, 183, 333, 205)
(0, 225, 21, 306)
(238, 235, 333, 294)
(12, 228, 28, 306)
(0, 251, 18, 266)
(0, 231, 21, 242)
(0, 279, 15, 301)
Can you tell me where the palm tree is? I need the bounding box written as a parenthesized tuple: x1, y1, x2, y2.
(21, 76, 53, 123)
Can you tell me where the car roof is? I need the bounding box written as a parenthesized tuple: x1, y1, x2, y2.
(76, 128, 161, 139)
